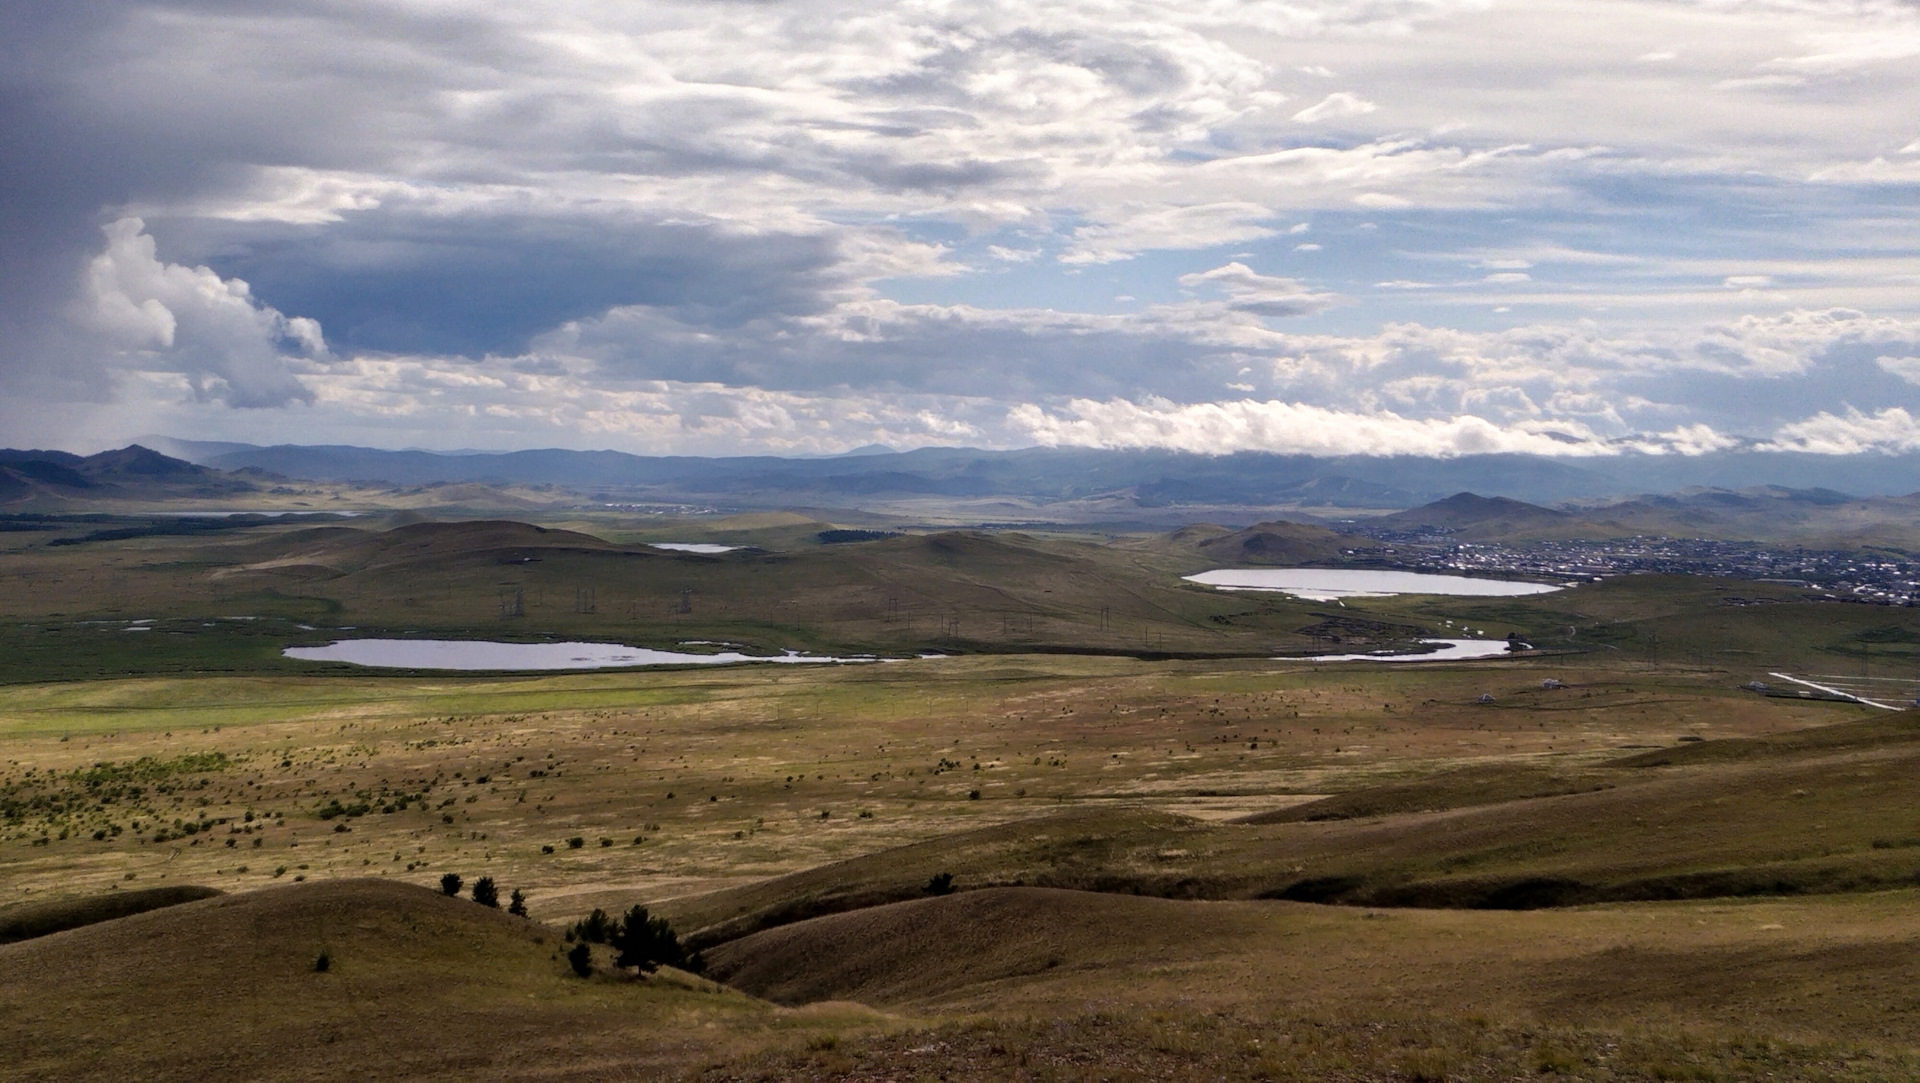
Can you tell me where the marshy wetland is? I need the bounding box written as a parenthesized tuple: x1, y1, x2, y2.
(6, 511, 1920, 1080)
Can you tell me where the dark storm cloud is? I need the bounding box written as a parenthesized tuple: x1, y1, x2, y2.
(157, 212, 845, 357)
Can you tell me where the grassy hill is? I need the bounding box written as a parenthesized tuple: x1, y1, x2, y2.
(0, 878, 838, 1081)
(1190, 519, 1355, 565)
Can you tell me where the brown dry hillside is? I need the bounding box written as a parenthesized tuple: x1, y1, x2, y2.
(667, 716, 1920, 938)
(703, 884, 1920, 1050)
(0, 878, 796, 1082)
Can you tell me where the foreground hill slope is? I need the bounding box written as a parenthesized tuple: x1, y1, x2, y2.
(0, 879, 784, 1082)
(703, 884, 1920, 1047)
(667, 713, 1920, 940)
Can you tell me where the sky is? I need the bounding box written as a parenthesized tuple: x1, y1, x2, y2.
(3, 0, 1919, 459)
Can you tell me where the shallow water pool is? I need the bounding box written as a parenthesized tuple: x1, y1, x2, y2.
(1186, 567, 1560, 601)
(284, 639, 856, 671)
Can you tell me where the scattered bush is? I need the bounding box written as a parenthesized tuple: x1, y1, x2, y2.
(313, 950, 331, 973)
(541, 844, 554, 854)
(471, 876, 499, 908)
(567, 836, 585, 849)
(440, 872, 462, 897)
(508, 889, 528, 917)
(926, 872, 955, 896)
(567, 942, 593, 978)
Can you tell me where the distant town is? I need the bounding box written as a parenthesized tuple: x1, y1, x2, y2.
(1352, 530, 1920, 606)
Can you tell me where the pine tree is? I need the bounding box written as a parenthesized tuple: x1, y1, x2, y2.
(611, 904, 686, 973)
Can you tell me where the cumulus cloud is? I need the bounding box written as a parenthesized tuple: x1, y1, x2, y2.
(81, 218, 321, 408)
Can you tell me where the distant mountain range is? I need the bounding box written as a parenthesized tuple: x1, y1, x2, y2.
(0, 445, 256, 507)
(140, 437, 1920, 509)
(8, 441, 1920, 549)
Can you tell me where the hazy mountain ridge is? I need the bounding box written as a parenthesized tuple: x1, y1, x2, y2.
(0, 445, 255, 507)
(143, 437, 1920, 508)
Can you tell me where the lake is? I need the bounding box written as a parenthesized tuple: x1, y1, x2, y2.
(284, 639, 857, 671)
(1292, 638, 1515, 663)
(1185, 568, 1561, 601)
(649, 543, 739, 554)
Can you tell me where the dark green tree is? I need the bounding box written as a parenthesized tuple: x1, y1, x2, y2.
(571, 907, 614, 944)
(508, 889, 528, 917)
(611, 904, 686, 973)
(567, 942, 593, 978)
(471, 876, 499, 908)
(440, 872, 462, 897)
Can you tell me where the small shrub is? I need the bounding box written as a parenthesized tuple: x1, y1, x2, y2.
(440, 872, 463, 897)
(567, 836, 584, 849)
(541, 844, 554, 854)
(313, 950, 331, 973)
(968, 789, 981, 800)
(471, 876, 499, 908)
(925, 872, 955, 896)
(508, 889, 528, 917)
(567, 942, 593, 978)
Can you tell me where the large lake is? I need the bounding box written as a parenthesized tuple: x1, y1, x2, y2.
(1185, 568, 1561, 601)
(284, 639, 855, 671)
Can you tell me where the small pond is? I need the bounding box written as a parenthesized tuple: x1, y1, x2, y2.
(649, 543, 739, 554)
(1291, 638, 1515, 663)
(284, 639, 857, 671)
(1185, 568, 1561, 601)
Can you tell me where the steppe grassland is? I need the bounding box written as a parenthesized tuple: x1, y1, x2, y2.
(0, 651, 1850, 915)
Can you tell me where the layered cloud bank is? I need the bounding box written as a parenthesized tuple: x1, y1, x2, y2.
(2, 1, 1918, 457)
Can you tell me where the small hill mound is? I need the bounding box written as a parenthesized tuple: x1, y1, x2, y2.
(247, 519, 631, 575)
(0, 878, 746, 1081)
(1194, 520, 1350, 565)
(0, 885, 221, 944)
(704, 887, 1261, 1007)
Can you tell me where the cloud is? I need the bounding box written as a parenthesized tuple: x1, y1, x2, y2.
(1175, 262, 1346, 317)
(1009, 396, 1602, 456)
(5, 0, 1920, 459)
(1762, 407, 1920, 455)
(1875, 355, 1920, 384)
(81, 219, 320, 408)
(1292, 92, 1379, 124)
